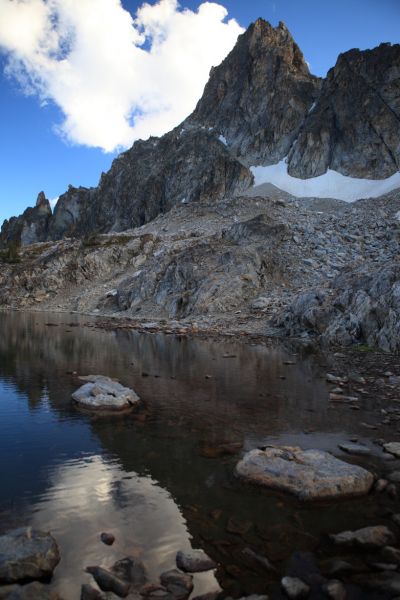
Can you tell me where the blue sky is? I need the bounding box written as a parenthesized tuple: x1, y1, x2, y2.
(0, 0, 399, 225)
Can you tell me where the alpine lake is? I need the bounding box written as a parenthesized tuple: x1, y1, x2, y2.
(0, 311, 398, 599)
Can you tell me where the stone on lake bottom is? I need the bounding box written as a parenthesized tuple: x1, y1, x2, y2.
(235, 446, 374, 501)
(4, 582, 63, 599)
(72, 375, 140, 412)
(176, 549, 216, 573)
(100, 532, 115, 546)
(382, 546, 400, 565)
(0, 528, 60, 584)
(322, 579, 346, 600)
(85, 566, 130, 597)
(111, 556, 147, 589)
(384, 442, 400, 458)
(159, 569, 193, 600)
(140, 583, 170, 600)
(338, 442, 371, 456)
(240, 547, 276, 573)
(281, 576, 310, 599)
(224, 597, 269, 600)
(80, 584, 105, 600)
(351, 572, 400, 595)
(329, 525, 395, 548)
(191, 594, 221, 600)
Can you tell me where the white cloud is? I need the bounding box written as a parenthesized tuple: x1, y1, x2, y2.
(0, 0, 243, 151)
(49, 196, 59, 210)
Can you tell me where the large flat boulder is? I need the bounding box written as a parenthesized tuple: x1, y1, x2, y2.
(72, 375, 140, 412)
(235, 446, 374, 501)
(0, 528, 60, 584)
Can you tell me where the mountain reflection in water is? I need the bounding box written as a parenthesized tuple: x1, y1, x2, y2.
(0, 311, 388, 598)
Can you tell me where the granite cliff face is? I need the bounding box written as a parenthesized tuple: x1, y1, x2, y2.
(287, 43, 400, 179)
(1, 19, 399, 248)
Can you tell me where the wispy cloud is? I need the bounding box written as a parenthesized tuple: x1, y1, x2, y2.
(0, 0, 243, 152)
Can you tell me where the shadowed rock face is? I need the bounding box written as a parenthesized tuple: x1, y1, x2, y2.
(47, 129, 252, 240)
(188, 19, 321, 166)
(288, 43, 400, 179)
(275, 262, 400, 352)
(0, 192, 51, 248)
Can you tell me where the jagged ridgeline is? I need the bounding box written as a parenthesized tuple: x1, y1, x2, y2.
(1, 19, 400, 247)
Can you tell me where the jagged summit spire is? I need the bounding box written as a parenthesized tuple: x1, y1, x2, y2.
(35, 191, 48, 207)
(188, 16, 320, 166)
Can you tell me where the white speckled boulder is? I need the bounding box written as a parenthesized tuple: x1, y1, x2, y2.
(235, 446, 374, 501)
(72, 375, 140, 412)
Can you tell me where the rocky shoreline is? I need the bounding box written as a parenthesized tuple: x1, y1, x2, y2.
(0, 184, 399, 356)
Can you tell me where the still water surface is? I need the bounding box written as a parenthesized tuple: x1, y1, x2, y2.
(0, 311, 390, 598)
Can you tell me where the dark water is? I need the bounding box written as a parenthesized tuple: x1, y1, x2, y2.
(0, 312, 394, 598)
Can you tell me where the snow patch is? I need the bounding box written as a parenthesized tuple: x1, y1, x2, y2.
(308, 101, 316, 113)
(218, 134, 227, 146)
(250, 160, 400, 202)
(395, 211, 400, 221)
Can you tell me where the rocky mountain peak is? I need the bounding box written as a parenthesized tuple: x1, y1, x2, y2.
(1, 19, 400, 249)
(0, 191, 51, 248)
(188, 19, 320, 166)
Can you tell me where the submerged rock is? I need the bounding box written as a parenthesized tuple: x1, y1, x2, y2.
(235, 446, 374, 501)
(321, 580, 346, 600)
(80, 584, 106, 599)
(85, 566, 130, 597)
(100, 532, 115, 546)
(329, 525, 395, 548)
(0, 528, 60, 584)
(176, 549, 216, 573)
(4, 582, 63, 599)
(281, 576, 310, 599)
(72, 375, 140, 412)
(140, 584, 171, 600)
(111, 556, 147, 589)
(382, 546, 400, 565)
(338, 442, 371, 456)
(159, 569, 193, 600)
(351, 571, 400, 595)
(384, 442, 400, 458)
(240, 547, 276, 573)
